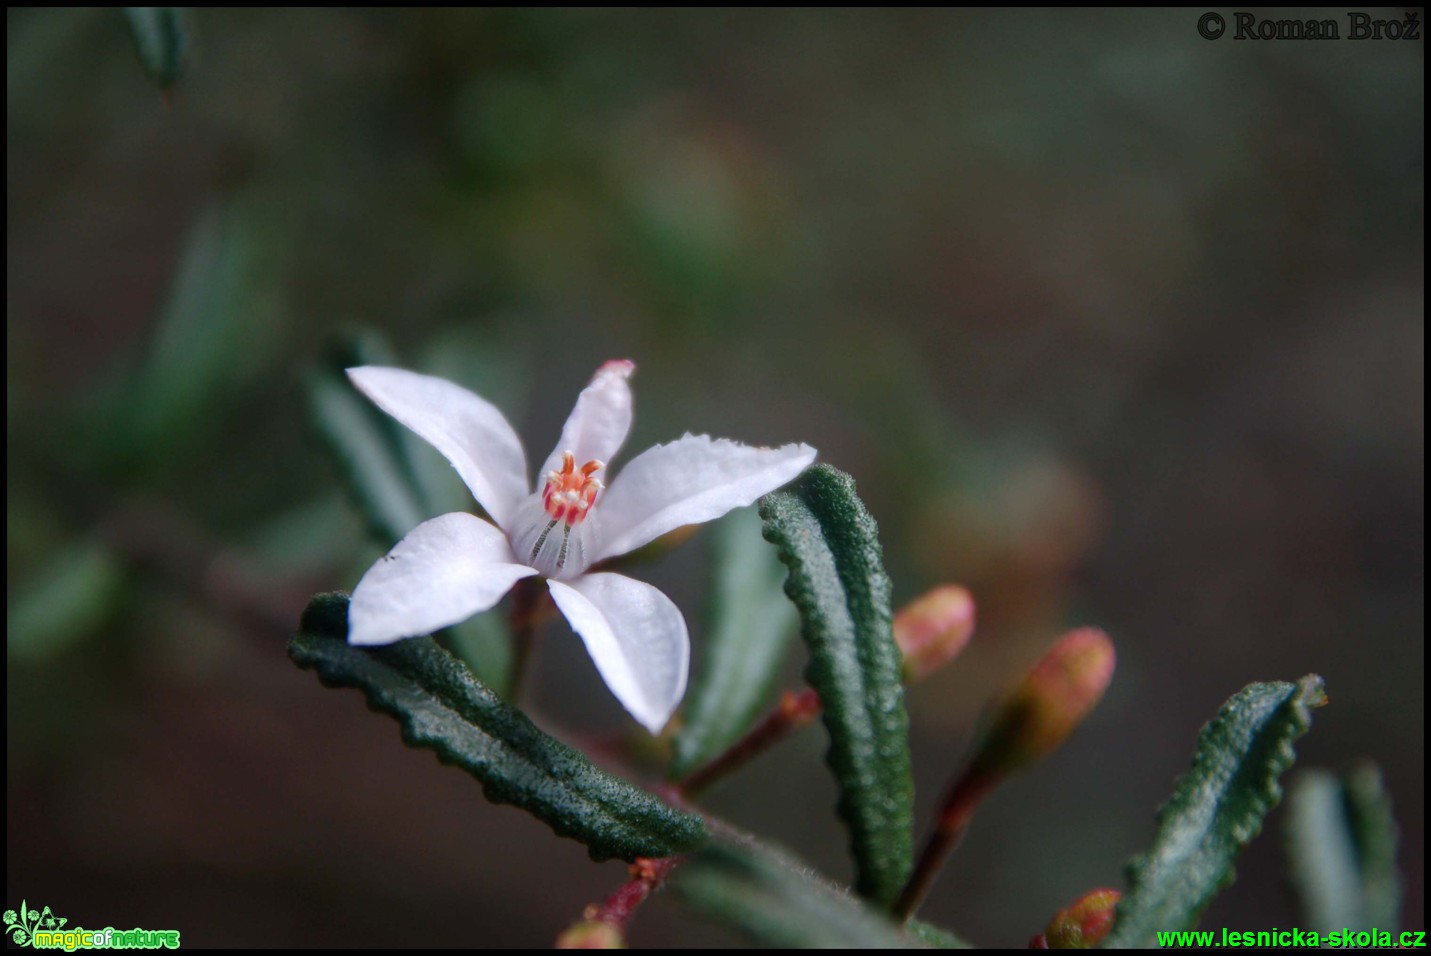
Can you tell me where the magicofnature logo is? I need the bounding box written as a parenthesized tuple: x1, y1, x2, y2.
(4, 901, 180, 950)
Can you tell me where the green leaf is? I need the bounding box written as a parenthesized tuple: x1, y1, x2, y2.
(674, 821, 951, 948)
(289, 592, 707, 862)
(124, 8, 188, 90)
(905, 920, 975, 949)
(671, 506, 798, 778)
(440, 609, 514, 701)
(7, 542, 125, 661)
(758, 464, 913, 907)
(108, 203, 282, 466)
(306, 335, 430, 548)
(1103, 676, 1327, 947)
(1285, 765, 1401, 935)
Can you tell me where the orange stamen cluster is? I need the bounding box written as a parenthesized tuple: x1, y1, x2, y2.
(542, 452, 604, 526)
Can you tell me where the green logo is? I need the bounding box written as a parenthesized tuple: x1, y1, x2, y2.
(3, 902, 180, 950)
(4, 901, 64, 946)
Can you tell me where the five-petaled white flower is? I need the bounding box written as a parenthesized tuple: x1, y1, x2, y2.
(345, 360, 816, 733)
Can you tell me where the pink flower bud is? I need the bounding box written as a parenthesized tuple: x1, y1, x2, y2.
(1043, 888, 1121, 948)
(966, 628, 1115, 780)
(895, 585, 976, 683)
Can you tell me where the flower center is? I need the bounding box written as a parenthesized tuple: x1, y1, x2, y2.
(529, 451, 603, 570)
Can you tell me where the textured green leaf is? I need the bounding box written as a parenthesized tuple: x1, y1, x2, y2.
(289, 592, 707, 862)
(1285, 765, 1401, 935)
(758, 464, 913, 907)
(674, 821, 948, 948)
(124, 8, 188, 90)
(671, 506, 798, 778)
(1103, 675, 1326, 947)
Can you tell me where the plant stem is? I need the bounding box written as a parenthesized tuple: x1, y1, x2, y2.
(508, 577, 546, 700)
(557, 855, 683, 946)
(892, 770, 1002, 921)
(594, 856, 680, 927)
(677, 688, 823, 797)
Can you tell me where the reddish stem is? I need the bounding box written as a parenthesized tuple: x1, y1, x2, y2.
(893, 769, 1004, 921)
(676, 688, 823, 797)
(586, 856, 681, 929)
(508, 578, 553, 699)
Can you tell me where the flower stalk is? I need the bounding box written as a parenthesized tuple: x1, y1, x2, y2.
(556, 856, 682, 948)
(507, 576, 550, 699)
(676, 689, 823, 797)
(676, 585, 976, 798)
(894, 628, 1115, 920)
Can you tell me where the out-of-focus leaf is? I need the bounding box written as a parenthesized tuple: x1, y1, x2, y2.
(1340, 765, 1402, 931)
(240, 494, 356, 573)
(1104, 676, 1326, 947)
(758, 464, 913, 908)
(109, 203, 282, 465)
(441, 609, 514, 700)
(7, 542, 125, 661)
(305, 342, 429, 549)
(670, 506, 797, 778)
(289, 592, 707, 862)
(124, 8, 188, 90)
(1285, 765, 1401, 935)
(674, 822, 951, 948)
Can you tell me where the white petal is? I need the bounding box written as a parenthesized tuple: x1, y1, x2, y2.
(348, 512, 537, 646)
(538, 359, 635, 480)
(547, 572, 690, 733)
(347, 366, 530, 529)
(591, 435, 817, 562)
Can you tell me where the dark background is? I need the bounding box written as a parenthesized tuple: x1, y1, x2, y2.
(7, 8, 1422, 946)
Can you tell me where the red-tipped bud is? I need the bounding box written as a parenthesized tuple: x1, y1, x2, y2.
(967, 628, 1115, 780)
(556, 920, 625, 949)
(895, 585, 976, 683)
(1043, 888, 1121, 948)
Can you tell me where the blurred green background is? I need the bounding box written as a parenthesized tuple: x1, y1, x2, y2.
(7, 8, 1422, 946)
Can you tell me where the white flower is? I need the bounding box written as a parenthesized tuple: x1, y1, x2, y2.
(345, 360, 816, 733)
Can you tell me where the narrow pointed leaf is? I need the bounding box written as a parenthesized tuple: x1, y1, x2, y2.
(758, 464, 913, 907)
(124, 8, 188, 90)
(1103, 675, 1326, 947)
(674, 822, 957, 948)
(290, 592, 707, 862)
(306, 335, 430, 548)
(671, 506, 798, 778)
(108, 203, 281, 466)
(1285, 764, 1401, 935)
